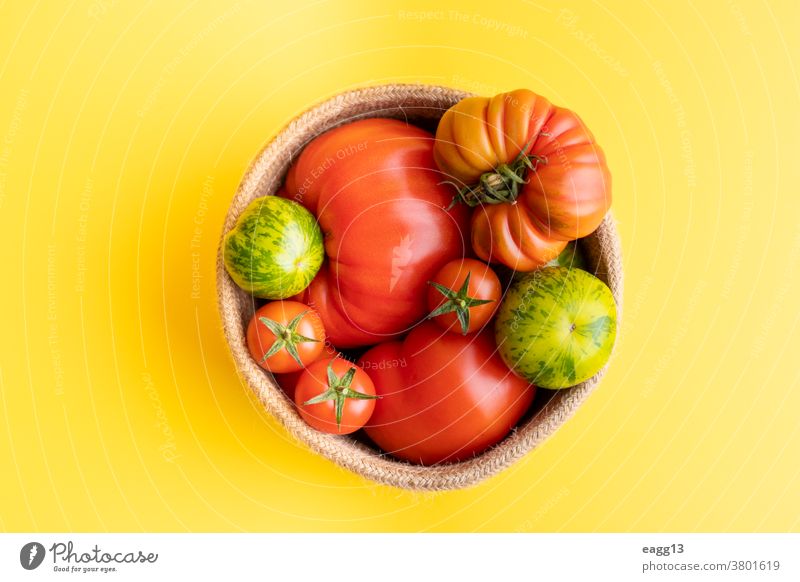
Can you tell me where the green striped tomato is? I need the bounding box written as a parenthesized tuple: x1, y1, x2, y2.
(546, 240, 587, 270)
(495, 266, 617, 389)
(223, 196, 323, 299)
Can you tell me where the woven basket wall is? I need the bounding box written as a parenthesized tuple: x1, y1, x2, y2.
(216, 84, 624, 491)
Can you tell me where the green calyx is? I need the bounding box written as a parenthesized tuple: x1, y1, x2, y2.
(258, 310, 319, 367)
(444, 139, 547, 209)
(302, 361, 378, 430)
(427, 272, 495, 335)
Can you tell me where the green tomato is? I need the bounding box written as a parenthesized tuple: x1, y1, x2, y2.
(495, 266, 617, 389)
(223, 196, 324, 299)
(546, 241, 587, 270)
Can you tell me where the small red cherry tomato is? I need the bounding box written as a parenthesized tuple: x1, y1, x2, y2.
(246, 300, 325, 373)
(294, 357, 377, 434)
(426, 258, 501, 334)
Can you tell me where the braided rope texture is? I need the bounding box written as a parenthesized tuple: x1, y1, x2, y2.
(216, 84, 624, 491)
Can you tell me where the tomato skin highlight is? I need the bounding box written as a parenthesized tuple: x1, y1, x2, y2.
(359, 322, 535, 465)
(294, 357, 377, 435)
(246, 301, 326, 373)
(434, 89, 611, 271)
(426, 258, 501, 335)
(282, 118, 469, 347)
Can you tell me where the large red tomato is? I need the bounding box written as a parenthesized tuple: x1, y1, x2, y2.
(282, 118, 469, 347)
(434, 89, 611, 271)
(358, 322, 535, 465)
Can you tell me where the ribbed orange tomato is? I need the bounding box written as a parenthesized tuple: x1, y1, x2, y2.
(434, 89, 611, 271)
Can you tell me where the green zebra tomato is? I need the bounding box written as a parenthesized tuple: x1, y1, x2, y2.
(223, 196, 324, 299)
(546, 240, 587, 270)
(495, 266, 617, 389)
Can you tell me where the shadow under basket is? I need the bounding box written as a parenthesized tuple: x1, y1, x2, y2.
(216, 84, 624, 491)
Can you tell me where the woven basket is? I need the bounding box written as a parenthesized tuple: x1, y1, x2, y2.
(217, 84, 624, 491)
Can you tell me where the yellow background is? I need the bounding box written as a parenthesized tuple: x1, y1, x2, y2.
(1, 0, 799, 532)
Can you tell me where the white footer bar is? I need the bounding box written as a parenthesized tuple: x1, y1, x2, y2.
(1, 533, 797, 581)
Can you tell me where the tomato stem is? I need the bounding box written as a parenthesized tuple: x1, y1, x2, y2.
(258, 310, 320, 367)
(443, 137, 547, 209)
(302, 361, 378, 430)
(427, 272, 494, 334)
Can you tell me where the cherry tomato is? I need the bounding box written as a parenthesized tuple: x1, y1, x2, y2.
(294, 357, 377, 434)
(246, 301, 325, 373)
(426, 258, 501, 334)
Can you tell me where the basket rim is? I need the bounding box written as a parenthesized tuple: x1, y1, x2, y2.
(216, 83, 623, 491)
